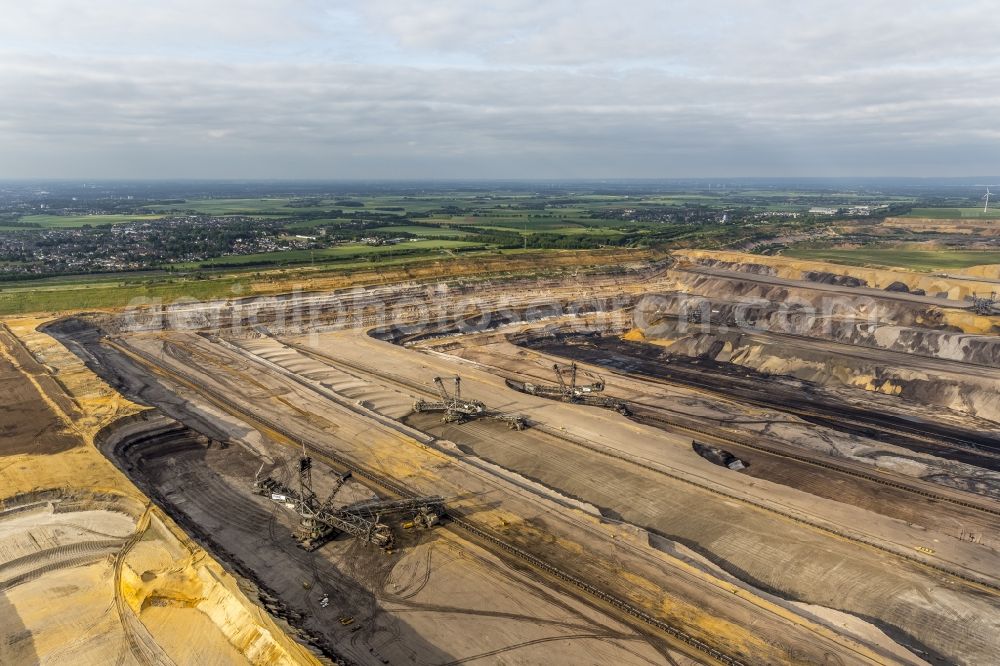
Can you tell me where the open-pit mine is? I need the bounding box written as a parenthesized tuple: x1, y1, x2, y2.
(5, 250, 1000, 665)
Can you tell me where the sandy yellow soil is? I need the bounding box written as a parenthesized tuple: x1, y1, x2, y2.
(0, 317, 321, 665)
(883, 217, 1000, 235)
(244, 248, 656, 296)
(954, 263, 1000, 279)
(674, 248, 1000, 308)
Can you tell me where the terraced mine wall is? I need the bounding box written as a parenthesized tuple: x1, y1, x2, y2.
(634, 285, 1000, 360)
(675, 249, 1000, 303)
(629, 258, 1000, 423)
(656, 327, 1000, 420)
(87, 264, 656, 337)
(75, 332, 739, 666)
(370, 297, 634, 346)
(43, 262, 1000, 666)
(94, 412, 353, 665)
(1, 316, 327, 666)
(631, 305, 1000, 423)
(883, 217, 1000, 236)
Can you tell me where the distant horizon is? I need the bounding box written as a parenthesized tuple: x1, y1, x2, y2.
(3, 176, 1000, 185)
(2, 2, 998, 180)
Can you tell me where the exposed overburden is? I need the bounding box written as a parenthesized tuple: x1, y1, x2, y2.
(21, 251, 1000, 665)
(0, 317, 325, 666)
(637, 251, 1000, 424)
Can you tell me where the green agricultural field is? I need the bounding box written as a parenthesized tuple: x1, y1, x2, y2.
(902, 208, 1000, 220)
(642, 195, 722, 203)
(0, 247, 580, 315)
(0, 274, 252, 315)
(176, 239, 481, 268)
(782, 248, 1000, 271)
(427, 215, 530, 225)
(430, 216, 624, 234)
(147, 198, 322, 215)
(472, 224, 624, 236)
(377, 225, 470, 237)
(283, 218, 351, 230)
(17, 213, 166, 228)
(567, 217, 634, 228)
(357, 197, 468, 213)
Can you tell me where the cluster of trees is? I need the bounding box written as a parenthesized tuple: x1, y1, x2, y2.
(597, 204, 732, 225)
(16, 218, 287, 268)
(871, 203, 913, 218)
(0, 213, 39, 228)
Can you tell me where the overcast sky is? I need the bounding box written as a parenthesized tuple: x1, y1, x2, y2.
(1, 1, 998, 179)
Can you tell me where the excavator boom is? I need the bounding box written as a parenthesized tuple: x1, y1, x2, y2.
(317, 471, 352, 513)
(433, 376, 451, 403)
(552, 363, 567, 392)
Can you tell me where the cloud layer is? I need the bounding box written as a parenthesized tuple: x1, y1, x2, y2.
(2, 1, 998, 178)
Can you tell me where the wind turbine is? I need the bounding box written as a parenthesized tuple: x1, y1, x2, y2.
(974, 185, 998, 213)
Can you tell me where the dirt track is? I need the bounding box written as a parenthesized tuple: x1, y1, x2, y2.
(99, 414, 678, 666)
(39, 254, 1000, 665)
(71, 323, 924, 665)
(528, 335, 1000, 468)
